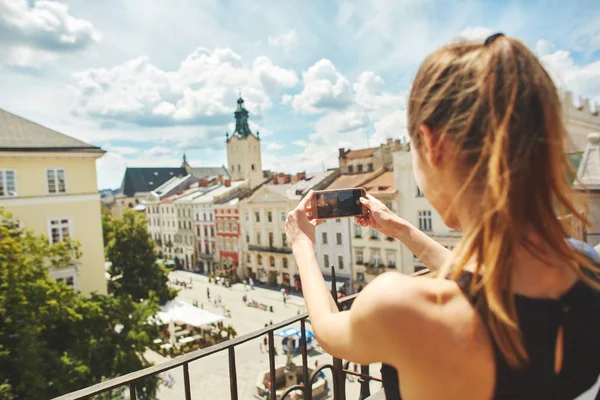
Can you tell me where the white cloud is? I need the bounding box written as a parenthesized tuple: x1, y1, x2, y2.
(0, 0, 101, 67)
(104, 145, 140, 155)
(535, 39, 556, 57)
(268, 30, 297, 53)
(539, 43, 600, 104)
(291, 59, 353, 114)
(292, 140, 308, 147)
(266, 142, 284, 151)
(455, 26, 493, 42)
(71, 47, 298, 127)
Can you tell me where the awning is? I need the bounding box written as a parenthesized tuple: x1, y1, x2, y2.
(164, 260, 176, 266)
(275, 328, 315, 339)
(151, 300, 224, 327)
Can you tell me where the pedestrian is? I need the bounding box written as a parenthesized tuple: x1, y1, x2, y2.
(263, 335, 268, 351)
(283, 295, 287, 306)
(206, 288, 210, 299)
(269, 320, 273, 325)
(217, 294, 222, 304)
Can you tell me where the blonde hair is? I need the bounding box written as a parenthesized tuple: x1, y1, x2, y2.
(408, 35, 600, 367)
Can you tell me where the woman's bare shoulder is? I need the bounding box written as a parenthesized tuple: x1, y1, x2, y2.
(352, 271, 494, 398)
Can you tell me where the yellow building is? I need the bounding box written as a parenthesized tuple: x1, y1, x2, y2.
(0, 109, 107, 294)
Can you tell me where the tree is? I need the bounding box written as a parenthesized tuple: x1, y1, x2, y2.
(106, 210, 177, 304)
(0, 209, 159, 399)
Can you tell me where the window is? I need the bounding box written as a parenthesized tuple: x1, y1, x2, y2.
(196, 213, 199, 221)
(257, 255, 263, 265)
(368, 163, 374, 172)
(322, 232, 328, 244)
(323, 254, 329, 267)
(210, 227, 215, 237)
(373, 253, 381, 267)
(385, 201, 393, 212)
(246, 233, 250, 243)
(49, 218, 71, 244)
(46, 168, 66, 194)
(356, 249, 363, 263)
(268, 232, 274, 247)
(255, 211, 260, 222)
(178, 221, 182, 229)
(335, 219, 341, 223)
(416, 186, 424, 197)
(418, 210, 432, 231)
(210, 213, 213, 221)
(354, 224, 362, 237)
(267, 211, 272, 222)
(282, 233, 287, 247)
(387, 252, 396, 268)
(232, 222, 237, 232)
(336, 233, 342, 245)
(338, 256, 344, 270)
(196, 227, 200, 236)
(56, 275, 75, 288)
(283, 258, 289, 268)
(251, 164, 255, 170)
(245, 212, 249, 221)
(357, 164, 363, 173)
(203, 213, 207, 221)
(370, 228, 379, 239)
(281, 212, 286, 222)
(247, 254, 251, 263)
(256, 232, 261, 245)
(204, 227, 208, 237)
(348, 165, 354, 173)
(270, 256, 275, 267)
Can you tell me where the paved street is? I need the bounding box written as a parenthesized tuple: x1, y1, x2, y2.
(146, 270, 383, 400)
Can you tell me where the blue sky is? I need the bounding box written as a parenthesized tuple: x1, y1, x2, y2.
(1, 0, 599, 190)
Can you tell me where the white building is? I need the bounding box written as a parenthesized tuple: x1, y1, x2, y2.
(240, 170, 339, 291)
(563, 91, 600, 153)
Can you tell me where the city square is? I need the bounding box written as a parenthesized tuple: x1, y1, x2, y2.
(146, 270, 383, 399)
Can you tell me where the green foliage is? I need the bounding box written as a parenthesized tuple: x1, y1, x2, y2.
(0, 209, 160, 399)
(101, 205, 114, 253)
(106, 210, 177, 304)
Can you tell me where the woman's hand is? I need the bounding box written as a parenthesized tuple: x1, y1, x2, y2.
(286, 190, 323, 247)
(355, 194, 402, 238)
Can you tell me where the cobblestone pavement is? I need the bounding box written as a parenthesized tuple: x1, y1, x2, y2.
(146, 270, 383, 400)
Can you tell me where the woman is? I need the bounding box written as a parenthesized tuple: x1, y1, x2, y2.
(285, 34, 600, 399)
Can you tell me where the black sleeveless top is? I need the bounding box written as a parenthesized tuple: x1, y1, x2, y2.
(381, 269, 600, 399)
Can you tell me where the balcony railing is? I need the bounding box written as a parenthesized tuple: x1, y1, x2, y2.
(197, 253, 214, 260)
(54, 268, 431, 400)
(248, 244, 293, 254)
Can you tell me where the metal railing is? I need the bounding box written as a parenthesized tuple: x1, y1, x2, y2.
(53, 266, 390, 400)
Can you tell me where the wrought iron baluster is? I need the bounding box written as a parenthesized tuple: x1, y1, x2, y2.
(268, 330, 276, 400)
(358, 364, 371, 400)
(228, 347, 239, 400)
(300, 319, 311, 400)
(330, 266, 346, 400)
(183, 363, 192, 400)
(129, 383, 136, 400)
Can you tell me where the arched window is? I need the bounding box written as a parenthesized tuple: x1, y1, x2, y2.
(283, 258, 288, 268)
(251, 164, 255, 171)
(231, 164, 234, 171)
(258, 255, 263, 265)
(270, 256, 275, 267)
(237, 164, 241, 172)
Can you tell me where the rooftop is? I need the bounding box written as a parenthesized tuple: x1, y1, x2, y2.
(119, 167, 187, 197)
(342, 147, 379, 159)
(265, 170, 338, 200)
(325, 169, 385, 190)
(0, 108, 104, 153)
(363, 170, 396, 195)
(191, 181, 249, 204)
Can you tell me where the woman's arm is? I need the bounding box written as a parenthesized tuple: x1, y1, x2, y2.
(391, 217, 452, 272)
(357, 194, 452, 271)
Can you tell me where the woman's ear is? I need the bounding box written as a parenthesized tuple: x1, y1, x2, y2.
(418, 124, 444, 168)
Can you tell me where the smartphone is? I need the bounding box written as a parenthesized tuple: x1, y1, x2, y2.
(311, 188, 367, 219)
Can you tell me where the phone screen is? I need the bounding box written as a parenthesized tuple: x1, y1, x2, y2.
(315, 189, 363, 219)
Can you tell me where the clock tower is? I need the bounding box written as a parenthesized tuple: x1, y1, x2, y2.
(226, 97, 263, 188)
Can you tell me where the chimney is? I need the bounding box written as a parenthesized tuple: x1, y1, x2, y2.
(276, 173, 291, 185)
(198, 178, 208, 187)
(386, 138, 393, 145)
(272, 175, 278, 184)
(296, 171, 306, 181)
(224, 179, 231, 187)
(217, 175, 223, 183)
(339, 148, 346, 158)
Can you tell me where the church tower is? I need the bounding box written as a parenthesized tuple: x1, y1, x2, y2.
(226, 96, 263, 188)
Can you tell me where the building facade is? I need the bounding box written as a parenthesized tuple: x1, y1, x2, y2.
(0, 109, 106, 294)
(563, 91, 600, 153)
(240, 171, 339, 290)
